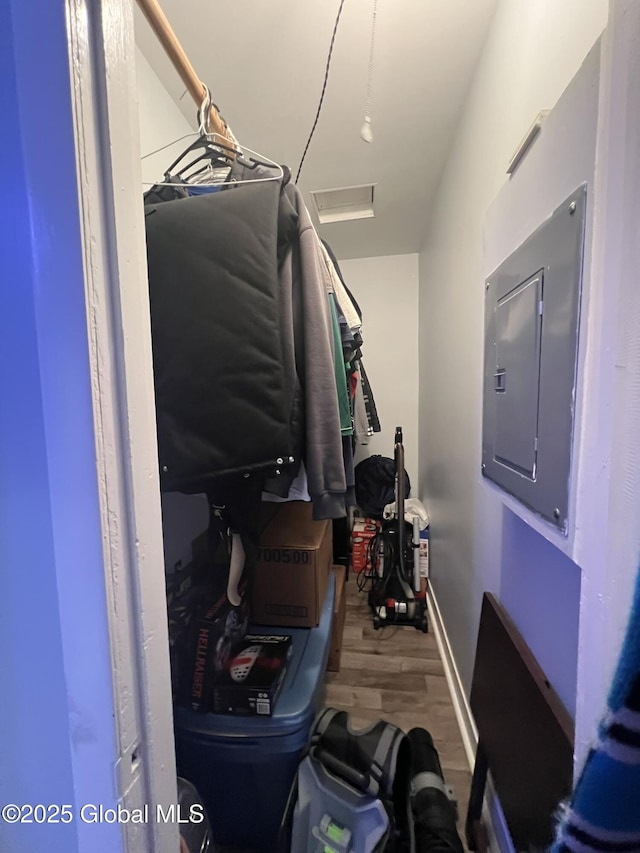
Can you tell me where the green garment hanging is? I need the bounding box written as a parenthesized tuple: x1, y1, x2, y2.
(328, 293, 353, 436)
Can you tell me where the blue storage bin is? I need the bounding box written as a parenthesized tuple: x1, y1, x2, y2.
(174, 571, 335, 851)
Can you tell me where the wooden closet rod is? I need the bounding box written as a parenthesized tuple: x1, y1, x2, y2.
(135, 0, 231, 142)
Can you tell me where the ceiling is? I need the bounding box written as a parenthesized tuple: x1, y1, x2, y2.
(134, 0, 497, 259)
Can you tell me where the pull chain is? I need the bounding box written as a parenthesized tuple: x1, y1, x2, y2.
(361, 0, 378, 143)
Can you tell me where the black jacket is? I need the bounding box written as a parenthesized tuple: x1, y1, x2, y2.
(144, 179, 298, 493)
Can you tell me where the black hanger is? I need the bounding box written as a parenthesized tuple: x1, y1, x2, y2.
(163, 134, 232, 181)
(173, 147, 231, 180)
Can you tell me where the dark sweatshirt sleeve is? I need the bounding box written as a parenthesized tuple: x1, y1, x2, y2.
(287, 185, 347, 519)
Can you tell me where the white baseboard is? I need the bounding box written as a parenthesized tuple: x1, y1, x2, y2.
(427, 585, 513, 853)
(427, 584, 477, 768)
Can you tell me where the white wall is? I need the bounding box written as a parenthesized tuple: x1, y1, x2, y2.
(418, 0, 608, 721)
(135, 46, 194, 186)
(571, 0, 640, 766)
(339, 254, 420, 490)
(135, 46, 213, 570)
(479, 37, 603, 727)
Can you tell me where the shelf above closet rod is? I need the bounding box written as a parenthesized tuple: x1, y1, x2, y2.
(135, 0, 232, 143)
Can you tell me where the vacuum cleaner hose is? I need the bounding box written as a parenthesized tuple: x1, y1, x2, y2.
(407, 728, 464, 853)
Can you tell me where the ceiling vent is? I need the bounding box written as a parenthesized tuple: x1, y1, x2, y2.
(309, 184, 375, 224)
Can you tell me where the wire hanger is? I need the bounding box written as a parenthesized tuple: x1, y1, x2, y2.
(141, 84, 284, 188)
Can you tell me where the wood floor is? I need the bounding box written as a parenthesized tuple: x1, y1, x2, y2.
(214, 575, 471, 853)
(324, 575, 471, 840)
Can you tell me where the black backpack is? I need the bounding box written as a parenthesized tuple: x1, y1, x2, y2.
(355, 455, 411, 519)
(280, 708, 414, 853)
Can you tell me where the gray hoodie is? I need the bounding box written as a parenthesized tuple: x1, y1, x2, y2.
(283, 184, 347, 519)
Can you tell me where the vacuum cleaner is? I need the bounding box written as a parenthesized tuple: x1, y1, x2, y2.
(367, 427, 428, 632)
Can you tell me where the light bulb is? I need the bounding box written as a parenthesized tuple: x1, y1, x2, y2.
(360, 116, 373, 143)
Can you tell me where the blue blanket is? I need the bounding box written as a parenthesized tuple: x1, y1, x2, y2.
(551, 569, 640, 852)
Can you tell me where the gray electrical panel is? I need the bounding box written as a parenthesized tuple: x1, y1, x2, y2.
(482, 185, 586, 531)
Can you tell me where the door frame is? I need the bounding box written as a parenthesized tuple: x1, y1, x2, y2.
(573, 0, 640, 765)
(4, 0, 178, 850)
(63, 1, 179, 849)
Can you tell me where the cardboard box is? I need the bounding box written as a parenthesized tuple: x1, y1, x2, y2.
(419, 527, 430, 579)
(327, 565, 346, 672)
(251, 501, 332, 627)
(351, 518, 381, 573)
(213, 634, 292, 716)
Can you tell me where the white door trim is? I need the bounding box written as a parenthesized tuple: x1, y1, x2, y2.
(573, 0, 640, 768)
(65, 1, 178, 849)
